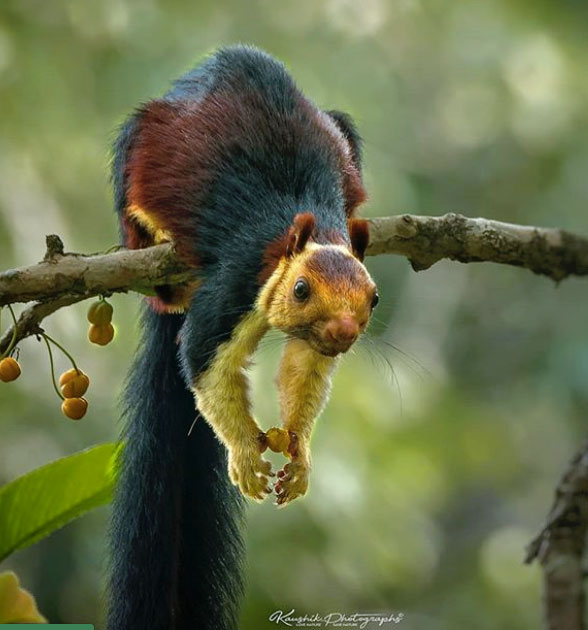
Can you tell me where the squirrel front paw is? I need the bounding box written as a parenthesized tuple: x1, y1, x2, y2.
(274, 458, 310, 506)
(274, 432, 310, 506)
(228, 439, 274, 501)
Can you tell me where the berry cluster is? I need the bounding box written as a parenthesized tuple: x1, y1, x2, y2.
(42, 333, 90, 420)
(264, 427, 291, 456)
(87, 298, 115, 345)
(58, 368, 90, 420)
(1, 295, 117, 421)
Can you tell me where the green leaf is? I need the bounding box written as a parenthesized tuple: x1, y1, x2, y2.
(0, 443, 118, 563)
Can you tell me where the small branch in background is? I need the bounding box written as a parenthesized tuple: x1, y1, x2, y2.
(0, 214, 587, 351)
(525, 442, 588, 630)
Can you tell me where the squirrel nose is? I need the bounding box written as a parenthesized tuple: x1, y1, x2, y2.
(325, 316, 359, 345)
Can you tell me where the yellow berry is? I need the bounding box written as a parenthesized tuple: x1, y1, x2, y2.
(87, 300, 113, 326)
(88, 323, 115, 346)
(61, 397, 88, 420)
(0, 357, 21, 382)
(265, 427, 290, 454)
(59, 369, 89, 398)
(59, 368, 76, 387)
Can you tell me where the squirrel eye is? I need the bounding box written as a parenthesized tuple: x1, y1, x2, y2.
(371, 292, 380, 309)
(293, 278, 310, 301)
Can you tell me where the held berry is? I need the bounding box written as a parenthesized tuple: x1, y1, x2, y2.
(59, 369, 89, 398)
(87, 300, 114, 326)
(88, 323, 115, 346)
(61, 397, 88, 420)
(0, 357, 21, 382)
(265, 427, 290, 455)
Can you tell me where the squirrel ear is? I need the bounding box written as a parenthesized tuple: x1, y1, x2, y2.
(348, 218, 370, 261)
(286, 212, 316, 257)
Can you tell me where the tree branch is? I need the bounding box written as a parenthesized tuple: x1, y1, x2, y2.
(1, 213, 587, 353)
(0, 295, 89, 355)
(0, 235, 193, 306)
(368, 214, 588, 280)
(525, 442, 588, 630)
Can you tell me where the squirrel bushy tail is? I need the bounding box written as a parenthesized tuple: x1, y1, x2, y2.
(108, 307, 245, 630)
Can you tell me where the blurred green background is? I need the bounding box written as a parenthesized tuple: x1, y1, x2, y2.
(0, 0, 587, 628)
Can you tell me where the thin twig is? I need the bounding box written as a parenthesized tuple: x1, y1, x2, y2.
(43, 332, 80, 373)
(0, 295, 84, 355)
(0, 304, 18, 359)
(42, 333, 64, 401)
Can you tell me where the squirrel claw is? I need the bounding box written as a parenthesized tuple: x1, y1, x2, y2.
(228, 446, 274, 501)
(273, 458, 309, 506)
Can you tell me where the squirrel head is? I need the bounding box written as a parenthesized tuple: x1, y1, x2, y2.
(260, 213, 379, 357)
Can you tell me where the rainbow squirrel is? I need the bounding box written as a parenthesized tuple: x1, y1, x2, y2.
(109, 45, 379, 630)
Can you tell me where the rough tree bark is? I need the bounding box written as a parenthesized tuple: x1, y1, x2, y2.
(2, 214, 588, 308)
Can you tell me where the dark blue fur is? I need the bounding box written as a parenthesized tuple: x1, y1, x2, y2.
(165, 45, 297, 111)
(108, 309, 244, 630)
(112, 113, 139, 219)
(170, 47, 363, 382)
(325, 109, 363, 169)
(162, 46, 357, 271)
(109, 45, 363, 630)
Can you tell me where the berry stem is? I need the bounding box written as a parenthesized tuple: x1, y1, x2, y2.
(42, 334, 65, 401)
(0, 304, 19, 360)
(43, 333, 80, 373)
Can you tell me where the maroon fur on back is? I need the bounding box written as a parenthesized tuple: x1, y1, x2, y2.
(348, 218, 370, 261)
(123, 88, 365, 269)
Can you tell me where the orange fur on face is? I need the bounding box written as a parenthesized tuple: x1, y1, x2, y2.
(258, 242, 377, 356)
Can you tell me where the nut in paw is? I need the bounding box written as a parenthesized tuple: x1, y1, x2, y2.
(265, 427, 290, 455)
